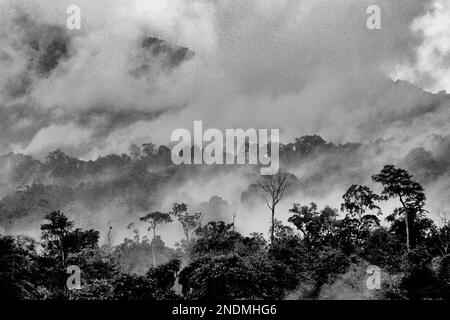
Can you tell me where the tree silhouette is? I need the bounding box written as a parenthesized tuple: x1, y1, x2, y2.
(288, 203, 338, 250)
(372, 165, 426, 250)
(140, 211, 172, 267)
(341, 185, 382, 245)
(41, 211, 74, 264)
(170, 203, 202, 244)
(259, 172, 288, 244)
(41, 211, 99, 265)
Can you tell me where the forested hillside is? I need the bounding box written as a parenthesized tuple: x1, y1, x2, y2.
(1, 139, 449, 300)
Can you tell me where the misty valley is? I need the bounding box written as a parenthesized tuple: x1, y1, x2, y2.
(1, 135, 449, 300)
(0, 0, 450, 306)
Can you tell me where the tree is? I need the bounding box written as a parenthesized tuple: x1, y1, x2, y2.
(178, 254, 258, 299)
(142, 142, 157, 157)
(288, 203, 338, 250)
(0, 235, 41, 299)
(112, 273, 157, 300)
(179, 252, 297, 299)
(259, 172, 288, 244)
(113, 236, 169, 275)
(140, 211, 172, 267)
(45, 149, 80, 177)
(268, 220, 307, 274)
(288, 203, 321, 249)
(340, 185, 382, 246)
(170, 203, 202, 244)
(341, 185, 381, 220)
(41, 211, 73, 264)
(192, 221, 243, 257)
(146, 259, 181, 299)
(372, 165, 427, 250)
(39, 211, 99, 298)
(128, 144, 141, 160)
(41, 211, 99, 264)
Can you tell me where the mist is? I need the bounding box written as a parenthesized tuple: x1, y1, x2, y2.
(1, 0, 450, 246)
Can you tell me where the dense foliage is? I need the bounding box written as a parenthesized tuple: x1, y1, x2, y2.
(0, 162, 449, 300)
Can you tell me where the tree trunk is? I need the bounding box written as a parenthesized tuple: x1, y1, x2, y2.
(270, 207, 275, 244)
(399, 197, 413, 251)
(405, 211, 410, 251)
(152, 228, 156, 268)
(152, 247, 156, 267)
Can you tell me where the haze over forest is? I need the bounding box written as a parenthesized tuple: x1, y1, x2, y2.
(0, 0, 450, 245)
(1, 0, 450, 301)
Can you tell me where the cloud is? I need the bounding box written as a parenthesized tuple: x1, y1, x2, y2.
(13, 123, 94, 156)
(392, 0, 450, 93)
(0, 0, 440, 155)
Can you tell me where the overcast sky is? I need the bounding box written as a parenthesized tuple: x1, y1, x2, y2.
(0, 0, 449, 160)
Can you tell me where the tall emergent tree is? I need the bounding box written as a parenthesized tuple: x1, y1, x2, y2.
(140, 211, 172, 267)
(372, 165, 426, 251)
(170, 203, 202, 244)
(259, 172, 288, 244)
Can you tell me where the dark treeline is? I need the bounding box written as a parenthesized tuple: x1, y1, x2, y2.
(3, 134, 450, 233)
(0, 136, 361, 230)
(1, 165, 449, 300)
